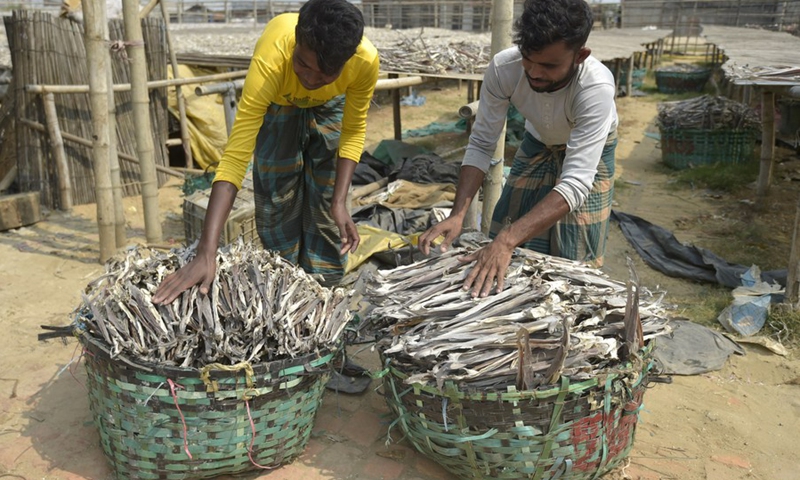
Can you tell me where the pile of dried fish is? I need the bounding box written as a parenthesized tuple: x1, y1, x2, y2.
(658, 94, 760, 131)
(74, 240, 351, 368)
(379, 36, 490, 74)
(365, 248, 672, 391)
(657, 63, 710, 74)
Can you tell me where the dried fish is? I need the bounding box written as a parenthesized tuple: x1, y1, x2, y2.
(74, 239, 352, 368)
(657, 94, 760, 131)
(365, 247, 673, 390)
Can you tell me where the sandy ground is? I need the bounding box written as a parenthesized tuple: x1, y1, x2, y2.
(1, 83, 800, 480)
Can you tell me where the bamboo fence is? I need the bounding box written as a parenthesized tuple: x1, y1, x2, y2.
(4, 10, 169, 209)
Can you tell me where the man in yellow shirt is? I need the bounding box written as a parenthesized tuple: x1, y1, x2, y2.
(154, 0, 379, 304)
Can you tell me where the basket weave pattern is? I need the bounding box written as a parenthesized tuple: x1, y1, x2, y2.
(660, 128, 758, 169)
(655, 69, 711, 94)
(381, 353, 652, 480)
(81, 335, 333, 479)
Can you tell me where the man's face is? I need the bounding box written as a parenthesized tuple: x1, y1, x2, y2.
(520, 41, 590, 93)
(292, 43, 341, 90)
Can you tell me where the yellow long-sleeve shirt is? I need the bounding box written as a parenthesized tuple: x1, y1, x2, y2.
(213, 13, 380, 189)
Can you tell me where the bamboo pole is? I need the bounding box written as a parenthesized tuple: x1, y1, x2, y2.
(481, 0, 513, 235)
(160, 0, 194, 169)
(139, 0, 159, 19)
(757, 90, 776, 198)
(108, 64, 126, 247)
(82, 0, 116, 262)
(43, 93, 73, 211)
(25, 70, 249, 94)
(19, 118, 185, 178)
(123, 0, 162, 243)
(626, 56, 634, 95)
(785, 193, 800, 306)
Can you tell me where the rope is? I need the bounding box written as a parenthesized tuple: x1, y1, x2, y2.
(244, 397, 279, 470)
(167, 379, 192, 460)
(199, 361, 255, 392)
(108, 39, 144, 62)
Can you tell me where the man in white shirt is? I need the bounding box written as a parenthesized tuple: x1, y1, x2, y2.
(419, 0, 618, 297)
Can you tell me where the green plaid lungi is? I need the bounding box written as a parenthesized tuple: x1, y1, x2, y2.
(489, 130, 617, 266)
(252, 95, 345, 285)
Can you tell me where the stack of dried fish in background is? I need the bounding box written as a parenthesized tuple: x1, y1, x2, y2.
(74, 240, 351, 368)
(378, 35, 490, 74)
(365, 248, 672, 390)
(658, 94, 761, 131)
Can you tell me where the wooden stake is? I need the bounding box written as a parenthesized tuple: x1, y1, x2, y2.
(757, 90, 775, 197)
(108, 64, 127, 247)
(160, 0, 194, 169)
(481, 0, 513, 235)
(122, 0, 162, 243)
(82, 0, 116, 262)
(785, 193, 800, 306)
(43, 93, 72, 211)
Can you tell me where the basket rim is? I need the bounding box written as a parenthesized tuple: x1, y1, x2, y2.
(78, 330, 338, 380)
(377, 344, 653, 402)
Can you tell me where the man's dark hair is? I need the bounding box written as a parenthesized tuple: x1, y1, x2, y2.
(296, 0, 364, 76)
(513, 0, 593, 53)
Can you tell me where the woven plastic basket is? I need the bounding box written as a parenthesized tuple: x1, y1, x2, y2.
(655, 68, 711, 94)
(80, 333, 335, 479)
(620, 67, 647, 88)
(379, 347, 653, 480)
(660, 127, 759, 170)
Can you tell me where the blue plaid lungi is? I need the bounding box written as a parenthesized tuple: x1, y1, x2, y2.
(252, 96, 345, 285)
(489, 130, 618, 267)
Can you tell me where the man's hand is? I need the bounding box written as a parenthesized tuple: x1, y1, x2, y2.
(152, 250, 216, 305)
(418, 215, 464, 256)
(331, 201, 360, 255)
(459, 236, 514, 298)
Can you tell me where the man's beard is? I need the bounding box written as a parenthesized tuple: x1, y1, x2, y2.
(526, 63, 579, 93)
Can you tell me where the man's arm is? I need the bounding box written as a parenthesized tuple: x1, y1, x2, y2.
(418, 165, 485, 255)
(331, 157, 359, 254)
(152, 181, 238, 304)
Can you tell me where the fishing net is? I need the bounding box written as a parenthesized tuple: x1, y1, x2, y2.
(367, 246, 669, 479)
(71, 241, 350, 478)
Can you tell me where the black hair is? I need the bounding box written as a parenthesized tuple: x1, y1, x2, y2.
(296, 0, 365, 76)
(513, 0, 593, 53)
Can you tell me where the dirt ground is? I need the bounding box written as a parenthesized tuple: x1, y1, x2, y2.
(1, 81, 799, 480)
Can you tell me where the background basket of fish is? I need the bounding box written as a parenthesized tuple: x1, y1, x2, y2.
(364, 246, 671, 479)
(72, 241, 351, 479)
(658, 95, 761, 170)
(655, 64, 712, 94)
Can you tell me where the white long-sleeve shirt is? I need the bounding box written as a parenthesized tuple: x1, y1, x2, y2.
(462, 47, 618, 212)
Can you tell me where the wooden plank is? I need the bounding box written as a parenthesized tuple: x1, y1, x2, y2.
(0, 192, 41, 231)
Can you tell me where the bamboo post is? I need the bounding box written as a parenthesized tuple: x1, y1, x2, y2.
(757, 89, 776, 197)
(481, 0, 513, 235)
(108, 63, 126, 247)
(390, 73, 402, 140)
(122, 0, 162, 243)
(160, 0, 194, 169)
(139, 0, 159, 19)
(785, 194, 800, 306)
(82, 0, 116, 262)
(43, 93, 72, 211)
(626, 55, 634, 96)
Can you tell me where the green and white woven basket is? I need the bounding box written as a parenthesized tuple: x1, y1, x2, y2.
(379, 346, 654, 480)
(80, 333, 335, 479)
